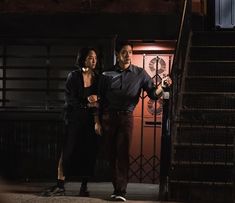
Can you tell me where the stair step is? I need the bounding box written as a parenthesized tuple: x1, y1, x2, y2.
(176, 125, 234, 145)
(186, 76, 235, 79)
(192, 45, 235, 48)
(190, 46, 235, 60)
(188, 61, 235, 76)
(169, 180, 233, 185)
(169, 180, 233, 202)
(173, 145, 233, 163)
(192, 31, 235, 46)
(170, 165, 233, 182)
(182, 92, 235, 109)
(178, 123, 235, 128)
(174, 143, 233, 147)
(184, 77, 235, 92)
(172, 161, 234, 166)
(180, 109, 235, 125)
(180, 108, 235, 112)
(182, 92, 235, 95)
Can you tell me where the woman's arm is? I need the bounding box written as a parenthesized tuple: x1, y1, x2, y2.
(87, 94, 102, 135)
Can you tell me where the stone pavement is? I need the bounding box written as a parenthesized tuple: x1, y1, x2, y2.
(0, 181, 181, 203)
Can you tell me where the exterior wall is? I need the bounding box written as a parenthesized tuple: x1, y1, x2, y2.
(0, 0, 177, 14)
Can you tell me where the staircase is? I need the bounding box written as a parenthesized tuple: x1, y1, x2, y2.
(169, 31, 235, 202)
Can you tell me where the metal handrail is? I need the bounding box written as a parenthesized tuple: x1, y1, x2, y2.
(171, 0, 192, 104)
(171, 0, 192, 73)
(159, 0, 192, 200)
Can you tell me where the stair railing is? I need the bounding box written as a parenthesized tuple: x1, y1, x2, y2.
(171, 0, 192, 117)
(159, 0, 192, 200)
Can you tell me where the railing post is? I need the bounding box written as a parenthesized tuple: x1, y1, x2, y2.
(159, 91, 171, 200)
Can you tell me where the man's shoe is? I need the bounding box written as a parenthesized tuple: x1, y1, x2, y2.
(115, 195, 126, 202)
(110, 190, 118, 199)
(41, 185, 65, 197)
(110, 193, 116, 199)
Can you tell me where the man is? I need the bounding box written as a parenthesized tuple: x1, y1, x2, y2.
(99, 40, 172, 201)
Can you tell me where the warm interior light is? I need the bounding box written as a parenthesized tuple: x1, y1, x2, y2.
(133, 41, 176, 51)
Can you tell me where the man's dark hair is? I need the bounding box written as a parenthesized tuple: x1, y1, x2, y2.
(115, 40, 133, 53)
(75, 47, 98, 68)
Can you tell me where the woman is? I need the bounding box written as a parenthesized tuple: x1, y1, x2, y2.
(43, 47, 101, 197)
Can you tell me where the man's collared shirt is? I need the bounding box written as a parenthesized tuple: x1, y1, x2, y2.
(100, 64, 160, 112)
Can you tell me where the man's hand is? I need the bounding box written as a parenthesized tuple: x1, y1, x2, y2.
(161, 76, 172, 88)
(156, 76, 172, 96)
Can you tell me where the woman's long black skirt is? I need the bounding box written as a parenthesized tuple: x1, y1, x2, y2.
(62, 108, 98, 178)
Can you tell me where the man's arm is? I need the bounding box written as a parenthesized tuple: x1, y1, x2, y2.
(142, 69, 172, 100)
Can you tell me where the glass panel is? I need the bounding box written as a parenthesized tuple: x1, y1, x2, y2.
(6, 58, 46, 66)
(6, 69, 47, 78)
(7, 46, 46, 55)
(49, 80, 65, 90)
(49, 58, 75, 67)
(6, 80, 46, 89)
(50, 70, 70, 79)
(6, 91, 47, 107)
(50, 46, 78, 55)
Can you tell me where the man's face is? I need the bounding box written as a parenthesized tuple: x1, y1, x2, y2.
(85, 50, 97, 69)
(116, 45, 133, 69)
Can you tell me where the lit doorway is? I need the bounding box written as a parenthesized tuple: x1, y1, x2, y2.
(128, 41, 175, 183)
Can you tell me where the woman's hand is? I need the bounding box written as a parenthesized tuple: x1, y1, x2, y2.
(87, 102, 99, 108)
(87, 95, 99, 103)
(87, 95, 99, 108)
(95, 122, 102, 136)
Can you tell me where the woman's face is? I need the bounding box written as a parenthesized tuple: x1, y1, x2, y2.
(84, 50, 97, 69)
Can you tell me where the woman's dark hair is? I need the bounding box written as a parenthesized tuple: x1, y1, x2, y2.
(75, 47, 98, 68)
(115, 40, 133, 53)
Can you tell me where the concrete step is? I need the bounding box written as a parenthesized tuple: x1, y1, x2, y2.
(192, 31, 235, 46)
(187, 61, 235, 76)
